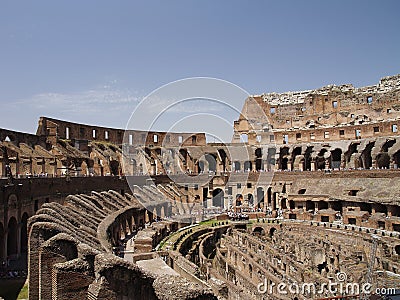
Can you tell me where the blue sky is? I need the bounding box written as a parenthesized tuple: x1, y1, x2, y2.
(0, 0, 399, 137)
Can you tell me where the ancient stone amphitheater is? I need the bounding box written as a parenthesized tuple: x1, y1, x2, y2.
(1, 74, 400, 299)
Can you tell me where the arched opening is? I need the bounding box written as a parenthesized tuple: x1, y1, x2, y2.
(304, 146, 313, 171)
(255, 148, 263, 171)
(234, 161, 241, 172)
(316, 149, 328, 170)
(382, 139, 396, 152)
(235, 194, 243, 206)
(7, 217, 18, 257)
(281, 198, 287, 209)
(212, 188, 224, 208)
(244, 161, 252, 172)
(289, 200, 295, 209)
(279, 147, 290, 170)
(253, 227, 265, 236)
(306, 200, 315, 211)
(109, 160, 120, 176)
(256, 187, 264, 209)
(205, 154, 217, 173)
(393, 150, 400, 169)
(267, 187, 272, 206)
(292, 147, 302, 170)
(318, 201, 328, 210)
(249, 264, 253, 278)
(360, 142, 374, 169)
(269, 227, 277, 238)
(331, 201, 343, 213)
(376, 153, 390, 169)
(218, 149, 227, 172)
(281, 157, 288, 170)
(344, 143, 359, 165)
(374, 203, 388, 214)
(247, 194, 254, 206)
(20, 213, 29, 253)
(0, 222, 4, 261)
(131, 159, 137, 175)
(331, 148, 342, 170)
(198, 161, 205, 173)
(395, 245, 400, 255)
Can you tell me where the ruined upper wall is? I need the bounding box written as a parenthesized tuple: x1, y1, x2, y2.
(234, 74, 400, 145)
(260, 74, 400, 131)
(37, 116, 207, 147)
(0, 127, 45, 147)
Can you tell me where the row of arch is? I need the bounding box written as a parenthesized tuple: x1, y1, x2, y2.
(278, 139, 400, 171)
(211, 187, 272, 209)
(0, 212, 29, 262)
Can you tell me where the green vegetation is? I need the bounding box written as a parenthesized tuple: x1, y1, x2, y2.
(17, 282, 28, 299)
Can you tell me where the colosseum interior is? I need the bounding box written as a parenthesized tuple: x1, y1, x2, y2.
(1, 74, 400, 299)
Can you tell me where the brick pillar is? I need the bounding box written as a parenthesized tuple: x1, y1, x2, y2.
(53, 262, 93, 300)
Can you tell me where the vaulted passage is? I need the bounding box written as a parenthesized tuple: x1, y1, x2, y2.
(212, 188, 224, 208)
(7, 217, 18, 257)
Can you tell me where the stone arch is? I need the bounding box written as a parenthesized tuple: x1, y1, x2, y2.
(304, 146, 314, 171)
(205, 153, 217, 173)
(316, 149, 328, 170)
(244, 161, 252, 172)
(269, 227, 277, 238)
(212, 188, 224, 208)
(247, 194, 254, 206)
(279, 147, 290, 170)
(345, 143, 359, 165)
(255, 148, 263, 171)
(360, 142, 375, 169)
(7, 217, 18, 257)
(252, 226, 265, 236)
(382, 139, 396, 152)
(281, 198, 287, 209)
(256, 187, 264, 209)
(376, 153, 390, 169)
(292, 147, 302, 170)
(21, 212, 29, 253)
(235, 194, 243, 206)
(393, 150, 400, 169)
(331, 148, 342, 169)
(131, 159, 137, 175)
(218, 149, 228, 172)
(109, 160, 120, 176)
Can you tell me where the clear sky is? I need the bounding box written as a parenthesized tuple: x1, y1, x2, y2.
(0, 0, 399, 137)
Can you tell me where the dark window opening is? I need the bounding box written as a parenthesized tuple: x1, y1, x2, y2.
(348, 190, 359, 196)
(298, 189, 306, 194)
(348, 218, 356, 225)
